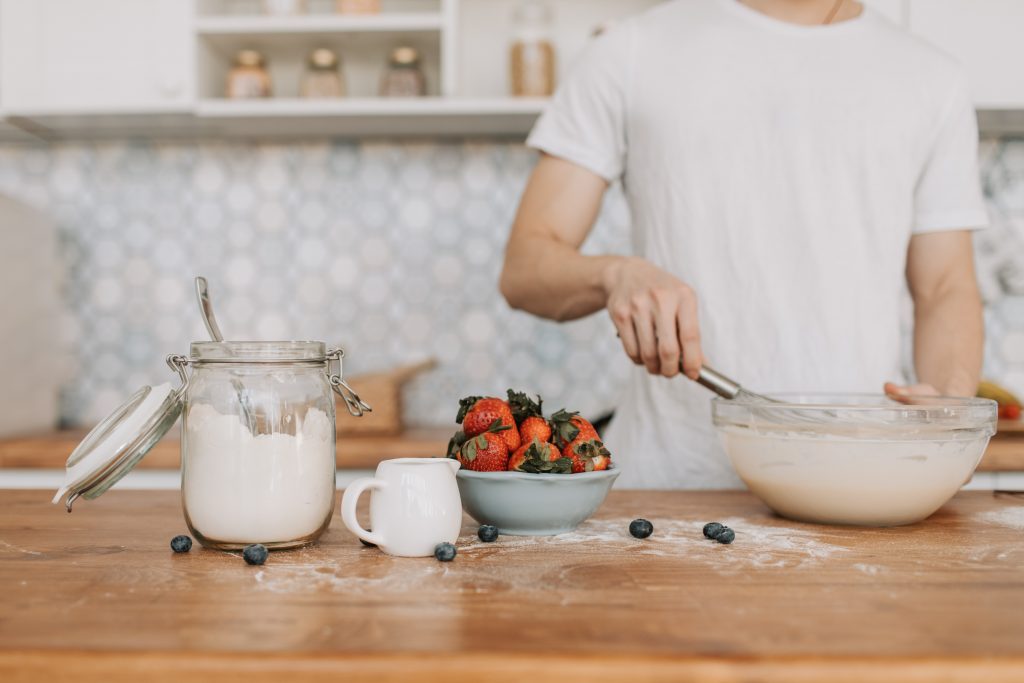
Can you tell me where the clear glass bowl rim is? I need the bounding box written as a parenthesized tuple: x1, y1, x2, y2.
(712, 392, 998, 432)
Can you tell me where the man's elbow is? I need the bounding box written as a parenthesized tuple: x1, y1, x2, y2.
(499, 264, 525, 311)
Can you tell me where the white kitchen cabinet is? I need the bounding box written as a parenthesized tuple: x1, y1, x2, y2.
(908, 0, 1024, 109)
(0, 0, 194, 114)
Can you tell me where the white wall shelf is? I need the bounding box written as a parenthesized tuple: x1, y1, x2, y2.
(194, 96, 546, 137)
(196, 96, 546, 116)
(196, 13, 446, 35)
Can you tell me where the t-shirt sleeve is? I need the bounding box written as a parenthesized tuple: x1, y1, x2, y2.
(913, 72, 988, 233)
(525, 22, 634, 182)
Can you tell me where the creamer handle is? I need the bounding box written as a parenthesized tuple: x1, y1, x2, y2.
(340, 477, 386, 547)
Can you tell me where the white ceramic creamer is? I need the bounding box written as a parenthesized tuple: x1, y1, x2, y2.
(341, 458, 463, 557)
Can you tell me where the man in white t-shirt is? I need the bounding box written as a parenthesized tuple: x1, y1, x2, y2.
(499, 0, 988, 489)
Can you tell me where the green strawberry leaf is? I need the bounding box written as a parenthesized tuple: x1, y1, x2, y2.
(446, 430, 467, 459)
(456, 396, 484, 424)
(486, 418, 512, 433)
(462, 435, 486, 462)
(550, 409, 581, 446)
(507, 389, 544, 425)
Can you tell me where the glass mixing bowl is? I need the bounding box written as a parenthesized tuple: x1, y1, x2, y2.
(712, 394, 998, 526)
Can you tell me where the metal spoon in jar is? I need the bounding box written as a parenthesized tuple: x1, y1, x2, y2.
(194, 276, 258, 434)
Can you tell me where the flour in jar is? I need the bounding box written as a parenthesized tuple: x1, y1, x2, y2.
(183, 404, 336, 545)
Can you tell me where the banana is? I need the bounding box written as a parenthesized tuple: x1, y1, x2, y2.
(977, 379, 1022, 407)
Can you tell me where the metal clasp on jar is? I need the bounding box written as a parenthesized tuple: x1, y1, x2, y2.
(326, 348, 372, 417)
(166, 354, 194, 397)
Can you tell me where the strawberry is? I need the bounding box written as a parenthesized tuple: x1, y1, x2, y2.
(519, 415, 552, 444)
(508, 438, 571, 474)
(457, 396, 520, 451)
(549, 409, 599, 448)
(458, 427, 511, 472)
(1000, 404, 1022, 421)
(506, 389, 543, 425)
(563, 438, 612, 473)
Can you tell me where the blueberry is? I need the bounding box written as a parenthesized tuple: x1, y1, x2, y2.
(477, 525, 499, 543)
(170, 535, 192, 553)
(242, 543, 268, 565)
(629, 518, 654, 539)
(703, 522, 724, 539)
(716, 527, 735, 545)
(434, 542, 457, 562)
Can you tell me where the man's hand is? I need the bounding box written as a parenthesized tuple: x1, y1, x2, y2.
(603, 257, 703, 379)
(501, 154, 704, 379)
(883, 382, 940, 403)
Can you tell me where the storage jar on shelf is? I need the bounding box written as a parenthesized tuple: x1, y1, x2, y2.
(227, 49, 272, 99)
(336, 0, 379, 14)
(380, 47, 426, 97)
(510, 0, 556, 97)
(301, 48, 345, 98)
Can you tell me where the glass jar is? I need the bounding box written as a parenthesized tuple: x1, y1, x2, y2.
(177, 342, 344, 549)
(227, 49, 272, 99)
(53, 340, 370, 551)
(510, 0, 556, 97)
(336, 0, 379, 14)
(265, 0, 305, 15)
(380, 46, 426, 97)
(301, 48, 345, 98)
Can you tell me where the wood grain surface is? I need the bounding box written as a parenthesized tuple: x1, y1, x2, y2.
(2, 489, 1024, 682)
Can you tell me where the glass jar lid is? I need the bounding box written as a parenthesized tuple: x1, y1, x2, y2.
(52, 382, 184, 511)
(190, 340, 328, 364)
(308, 48, 339, 70)
(390, 46, 420, 66)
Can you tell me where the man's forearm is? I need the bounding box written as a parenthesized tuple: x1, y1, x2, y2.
(912, 287, 984, 396)
(500, 235, 622, 322)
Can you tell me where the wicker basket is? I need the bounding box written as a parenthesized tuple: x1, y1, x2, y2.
(336, 359, 437, 436)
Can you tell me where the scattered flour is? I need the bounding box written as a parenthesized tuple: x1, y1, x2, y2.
(0, 540, 43, 556)
(238, 517, 853, 596)
(977, 506, 1024, 531)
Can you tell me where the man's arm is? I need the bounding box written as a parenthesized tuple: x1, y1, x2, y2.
(885, 230, 983, 398)
(500, 154, 613, 321)
(500, 154, 704, 379)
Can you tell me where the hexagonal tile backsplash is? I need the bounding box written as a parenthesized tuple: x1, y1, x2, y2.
(1, 138, 1023, 427)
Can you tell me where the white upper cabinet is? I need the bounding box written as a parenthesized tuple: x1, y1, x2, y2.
(0, 0, 193, 114)
(908, 0, 1024, 109)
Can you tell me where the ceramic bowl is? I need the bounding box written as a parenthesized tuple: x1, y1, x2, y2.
(456, 468, 620, 535)
(713, 393, 998, 527)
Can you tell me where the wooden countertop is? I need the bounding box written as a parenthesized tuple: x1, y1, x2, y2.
(0, 428, 452, 470)
(2, 420, 1022, 471)
(2, 489, 1024, 682)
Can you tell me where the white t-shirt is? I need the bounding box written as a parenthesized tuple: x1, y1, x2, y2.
(527, 0, 988, 489)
